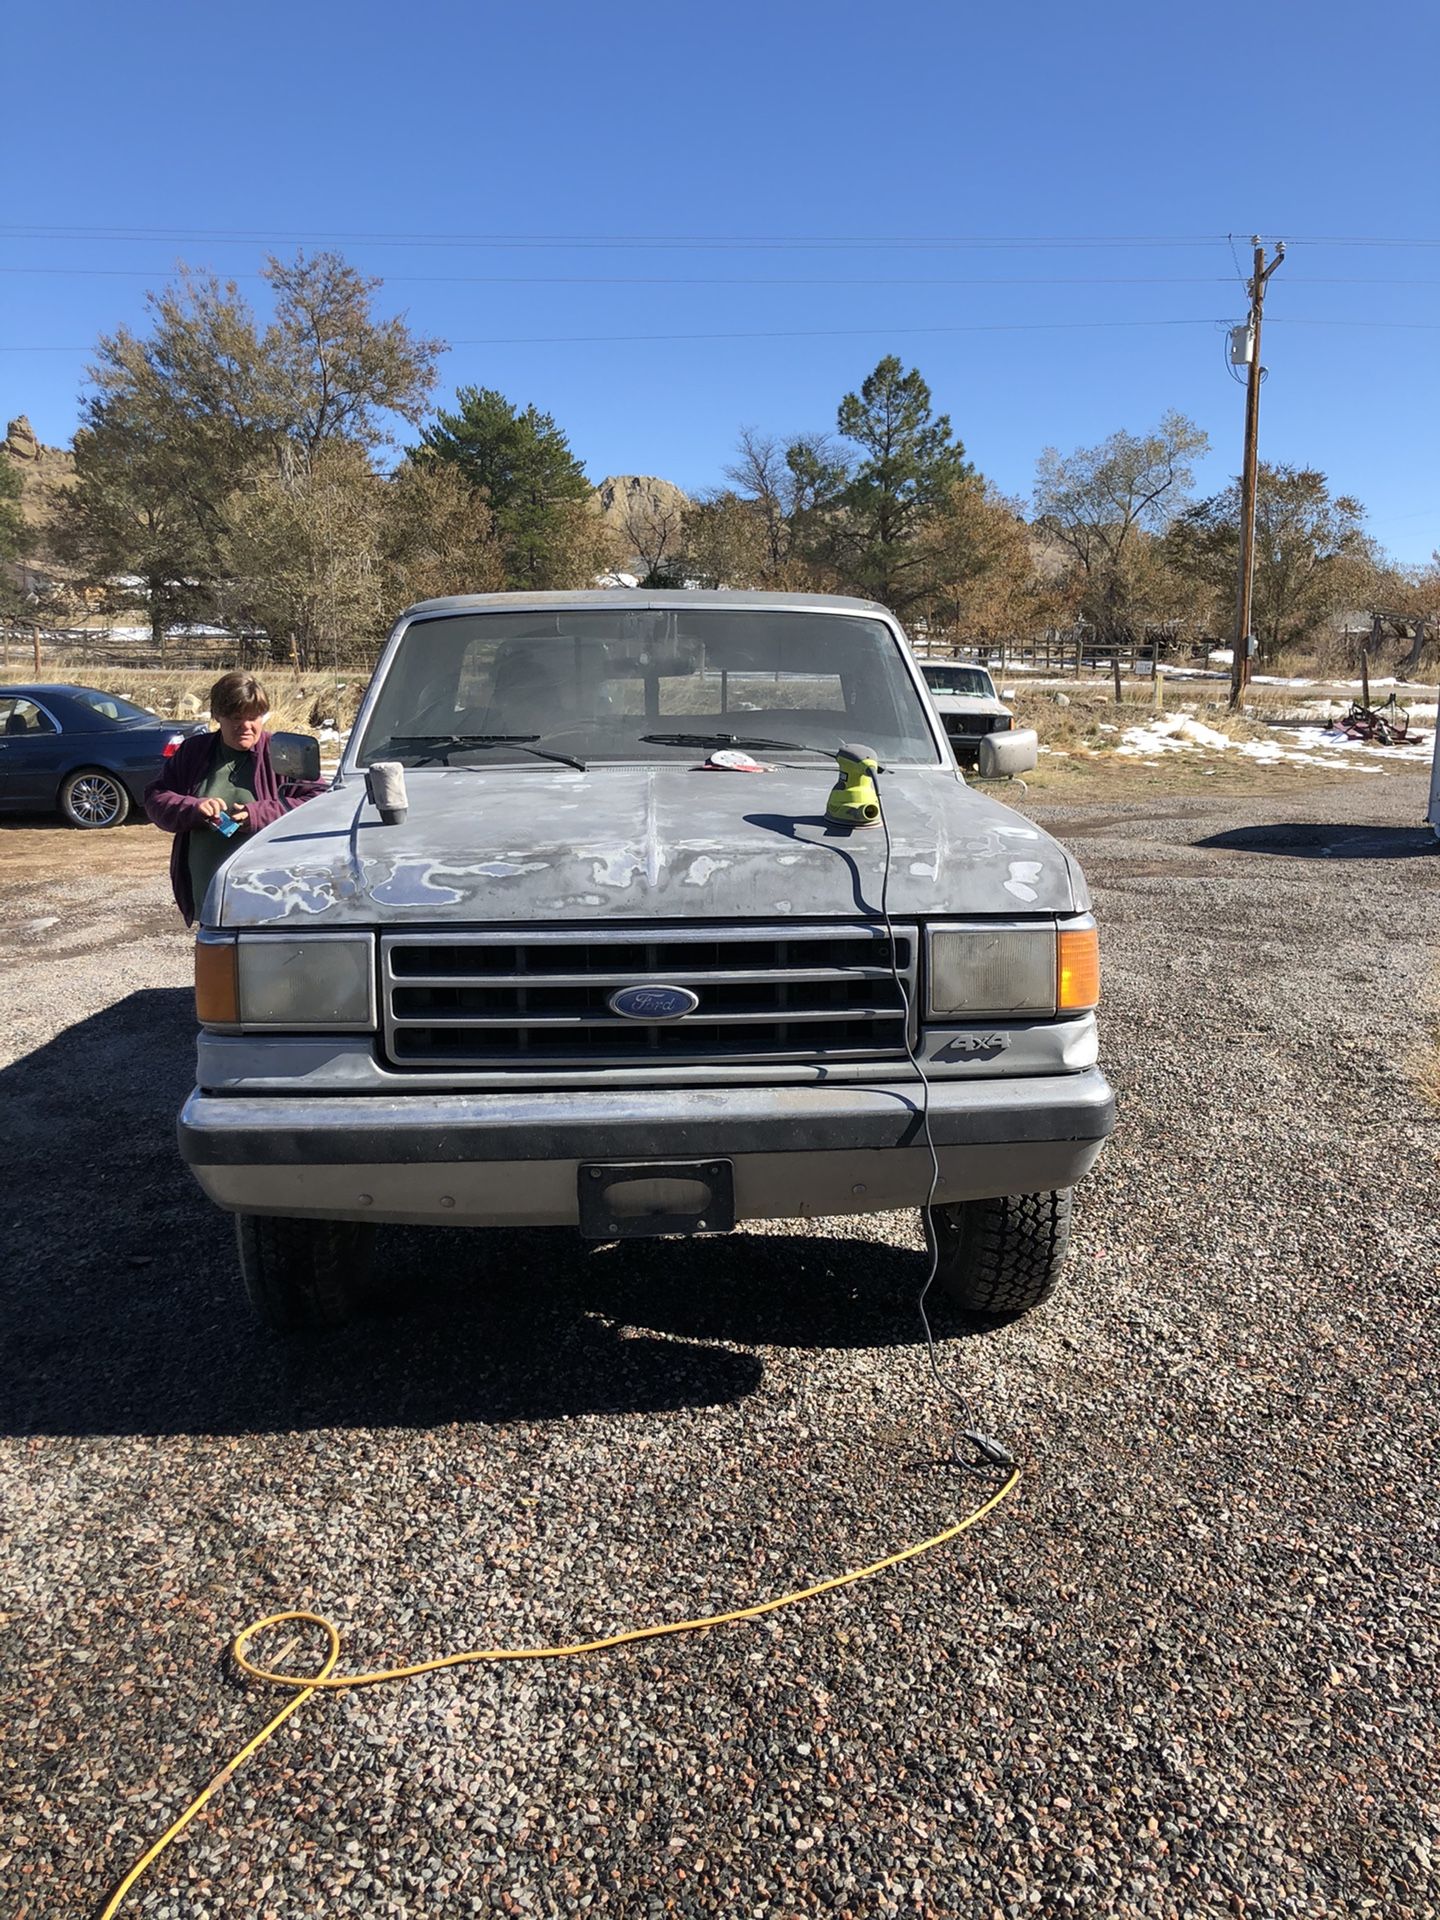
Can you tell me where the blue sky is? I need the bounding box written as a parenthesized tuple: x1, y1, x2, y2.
(4, 0, 1438, 561)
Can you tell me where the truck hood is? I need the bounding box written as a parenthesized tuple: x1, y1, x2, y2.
(217, 764, 1086, 926)
(929, 694, 1012, 717)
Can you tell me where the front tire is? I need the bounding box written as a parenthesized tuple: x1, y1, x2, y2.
(236, 1214, 374, 1331)
(926, 1189, 1073, 1322)
(60, 767, 130, 828)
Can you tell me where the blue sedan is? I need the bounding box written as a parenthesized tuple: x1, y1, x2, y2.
(0, 683, 212, 828)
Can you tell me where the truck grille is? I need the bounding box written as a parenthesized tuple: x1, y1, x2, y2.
(944, 712, 1010, 738)
(380, 924, 916, 1069)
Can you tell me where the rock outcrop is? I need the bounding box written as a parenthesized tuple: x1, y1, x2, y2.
(593, 474, 689, 529)
(3, 415, 76, 535)
(4, 416, 41, 463)
(592, 474, 690, 575)
(2, 415, 80, 600)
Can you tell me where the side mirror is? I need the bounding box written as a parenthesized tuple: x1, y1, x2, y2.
(1000, 688, 1017, 702)
(977, 728, 1039, 779)
(268, 729, 322, 782)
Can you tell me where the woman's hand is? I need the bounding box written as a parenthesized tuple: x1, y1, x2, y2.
(197, 798, 226, 821)
(229, 804, 250, 830)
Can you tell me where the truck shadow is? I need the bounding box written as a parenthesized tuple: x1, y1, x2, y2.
(1195, 823, 1438, 860)
(0, 991, 964, 1440)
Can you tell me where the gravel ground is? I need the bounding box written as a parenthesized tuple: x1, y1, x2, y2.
(1, 774, 1438, 1919)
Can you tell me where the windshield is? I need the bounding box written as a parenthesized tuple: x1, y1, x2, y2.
(923, 664, 996, 699)
(72, 689, 155, 724)
(356, 609, 942, 766)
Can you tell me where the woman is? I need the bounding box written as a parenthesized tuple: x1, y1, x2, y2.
(145, 670, 329, 925)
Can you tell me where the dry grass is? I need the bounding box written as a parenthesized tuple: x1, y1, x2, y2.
(44, 661, 370, 733)
(1001, 679, 1393, 800)
(1011, 682, 1277, 755)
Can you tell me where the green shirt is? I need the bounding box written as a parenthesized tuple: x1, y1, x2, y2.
(186, 742, 259, 917)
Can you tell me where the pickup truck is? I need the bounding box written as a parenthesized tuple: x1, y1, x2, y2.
(179, 591, 1114, 1330)
(919, 660, 1016, 764)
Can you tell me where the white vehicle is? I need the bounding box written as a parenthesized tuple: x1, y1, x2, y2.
(180, 592, 1111, 1330)
(921, 661, 1016, 763)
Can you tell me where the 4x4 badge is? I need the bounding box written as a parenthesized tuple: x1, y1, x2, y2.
(947, 1032, 1010, 1056)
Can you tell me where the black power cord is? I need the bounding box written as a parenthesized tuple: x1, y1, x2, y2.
(874, 783, 1016, 1474)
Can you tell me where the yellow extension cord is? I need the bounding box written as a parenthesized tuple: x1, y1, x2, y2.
(97, 1464, 1019, 1917)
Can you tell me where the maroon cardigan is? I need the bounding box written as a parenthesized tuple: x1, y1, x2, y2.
(144, 731, 329, 925)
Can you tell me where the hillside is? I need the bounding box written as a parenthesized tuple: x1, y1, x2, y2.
(3, 415, 74, 537)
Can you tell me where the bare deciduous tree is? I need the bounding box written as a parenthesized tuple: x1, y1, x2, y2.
(1034, 412, 1208, 643)
(264, 252, 445, 454)
(610, 480, 688, 585)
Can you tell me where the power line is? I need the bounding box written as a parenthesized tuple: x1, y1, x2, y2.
(0, 264, 1243, 285)
(447, 319, 1234, 343)
(0, 225, 1244, 249)
(3, 263, 1438, 289)
(0, 318, 1236, 353)
(1, 225, 1436, 251)
(7, 313, 1439, 354)
(1267, 317, 1440, 329)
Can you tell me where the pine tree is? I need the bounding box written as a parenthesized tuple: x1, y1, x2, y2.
(419, 388, 602, 588)
(831, 357, 973, 613)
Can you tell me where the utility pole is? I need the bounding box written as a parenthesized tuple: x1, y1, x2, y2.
(1230, 236, 1285, 709)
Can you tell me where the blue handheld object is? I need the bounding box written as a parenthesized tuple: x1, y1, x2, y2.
(211, 810, 241, 838)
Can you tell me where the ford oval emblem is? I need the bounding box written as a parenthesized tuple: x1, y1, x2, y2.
(608, 984, 700, 1022)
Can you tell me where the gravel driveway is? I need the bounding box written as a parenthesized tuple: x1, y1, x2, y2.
(2, 775, 1437, 1919)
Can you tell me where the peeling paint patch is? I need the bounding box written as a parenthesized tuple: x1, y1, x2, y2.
(228, 868, 346, 918)
(1003, 859, 1045, 903)
(683, 854, 732, 887)
(456, 860, 551, 881)
(909, 859, 939, 880)
(368, 862, 466, 907)
(591, 849, 644, 889)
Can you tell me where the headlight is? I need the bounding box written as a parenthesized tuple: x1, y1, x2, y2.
(235, 933, 376, 1029)
(195, 931, 239, 1026)
(927, 925, 1056, 1018)
(926, 921, 1099, 1018)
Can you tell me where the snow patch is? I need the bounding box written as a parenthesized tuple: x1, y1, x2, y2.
(1114, 709, 1429, 772)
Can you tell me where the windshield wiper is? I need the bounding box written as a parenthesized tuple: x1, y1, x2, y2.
(639, 732, 835, 756)
(383, 733, 588, 772)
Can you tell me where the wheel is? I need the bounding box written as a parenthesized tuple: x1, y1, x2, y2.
(235, 1214, 374, 1331)
(60, 767, 130, 829)
(925, 1189, 1073, 1322)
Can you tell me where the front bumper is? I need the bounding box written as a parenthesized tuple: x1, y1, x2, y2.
(179, 1070, 1115, 1228)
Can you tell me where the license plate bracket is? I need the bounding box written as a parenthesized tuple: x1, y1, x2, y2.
(577, 1159, 735, 1239)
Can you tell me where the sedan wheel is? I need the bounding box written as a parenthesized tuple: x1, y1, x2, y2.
(60, 768, 130, 829)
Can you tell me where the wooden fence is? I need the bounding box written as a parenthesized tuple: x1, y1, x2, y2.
(909, 627, 1216, 676)
(2, 623, 289, 675)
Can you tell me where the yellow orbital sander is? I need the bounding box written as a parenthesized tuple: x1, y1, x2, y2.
(826, 742, 882, 827)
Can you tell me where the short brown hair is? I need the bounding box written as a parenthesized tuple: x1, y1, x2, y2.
(210, 671, 270, 720)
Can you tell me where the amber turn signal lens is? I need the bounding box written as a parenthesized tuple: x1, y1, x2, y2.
(195, 936, 239, 1025)
(1057, 927, 1100, 1011)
